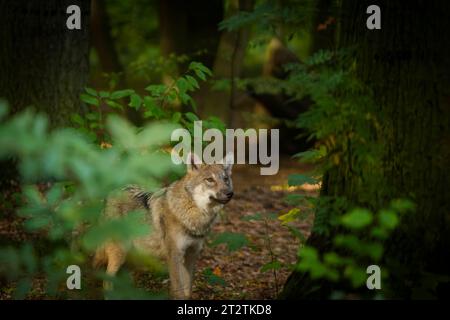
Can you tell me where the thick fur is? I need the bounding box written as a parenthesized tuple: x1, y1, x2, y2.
(93, 153, 233, 299)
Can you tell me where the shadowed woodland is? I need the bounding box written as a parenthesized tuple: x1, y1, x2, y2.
(0, 0, 449, 300)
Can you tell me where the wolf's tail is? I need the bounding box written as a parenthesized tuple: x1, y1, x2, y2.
(123, 185, 152, 209)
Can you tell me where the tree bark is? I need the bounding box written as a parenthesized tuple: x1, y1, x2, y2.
(0, 0, 91, 127)
(197, 0, 253, 125)
(90, 0, 121, 74)
(309, 0, 336, 54)
(0, 0, 91, 188)
(90, 0, 141, 125)
(281, 0, 450, 299)
(159, 0, 223, 72)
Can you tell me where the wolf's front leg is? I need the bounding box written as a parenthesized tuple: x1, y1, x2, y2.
(168, 247, 189, 299)
(167, 238, 201, 299)
(180, 244, 201, 299)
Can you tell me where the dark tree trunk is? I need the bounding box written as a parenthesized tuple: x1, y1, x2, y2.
(91, 0, 141, 125)
(281, 0, 450, 299)
(310, 0, 336, 54)
(0, 0, 91, 127)
(159, 0, 223, 71)
(0, 0, 91, 188)
(91, 0, 121, 74)
(197, 0, 253, 124)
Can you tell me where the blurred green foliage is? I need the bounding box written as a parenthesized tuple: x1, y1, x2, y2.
(0, 99, 180, 299)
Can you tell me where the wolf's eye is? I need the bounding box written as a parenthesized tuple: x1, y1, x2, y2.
(205, 177, 215, 184)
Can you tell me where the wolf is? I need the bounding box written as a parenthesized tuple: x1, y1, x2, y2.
(93, 152, 234, 299)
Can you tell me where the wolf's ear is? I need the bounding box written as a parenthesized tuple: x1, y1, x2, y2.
(223, 152, 234, 175)
(186, 152, 202, 172)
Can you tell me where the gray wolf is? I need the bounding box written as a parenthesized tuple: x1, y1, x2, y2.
(93, 152, 234, 299)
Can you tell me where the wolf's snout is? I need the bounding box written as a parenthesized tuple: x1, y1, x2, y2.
(225, 191, 234, 199)
(211, 190, 234, 204)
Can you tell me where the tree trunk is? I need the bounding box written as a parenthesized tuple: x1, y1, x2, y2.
(0, 0, 91, 188)
(281, 0, 450, 299)
(159, 0, 223, 72)
(91, 0, 141, 125)
(91, 0, 121, 74)
(197, 0, 253, 125)
(0, 0, 91, 127)
(309, 0, 336, 54)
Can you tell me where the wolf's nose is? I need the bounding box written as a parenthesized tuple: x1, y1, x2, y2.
(226, 191, 234, 198)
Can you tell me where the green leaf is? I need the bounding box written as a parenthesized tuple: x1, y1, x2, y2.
(129, 93, 142, 109)
(202, 268, 226, 286)
(323, 252, 343, 266)
(107, 116, 136, 149)
(85, 87, 98, 96)
(22, 185, 42, 206)
(176, 78, 189, 93)
(390, 199, 415, 213)
(344, 265, 367, 288)
(80, 94, 99, 106)
(298, 246, 319, 261)
(110, 89, 134, 100)
(185, 75, 199, 89)
(143, 97, 165, 119)
(294, 147, 326, 163)
(194, 70, 206, 81)
(71, 114, 85, 126)
(171, 112, 181, 123)
(341, 208, 373, 229)
(143, 96, 157, 109)
(136, 123, 179, 149)
(86, 112, 99, 121)
(378, 209, 399, 229)
(283, 194, 306, 205)
(185, 112, 199, 122)
(14, 278, 32, 299)
(99, 91, 110, 98)
(24, 215, 51, 230)
(179, 92, 191, 105)
(21, 244, 37, 274)
(46, 184, 63, 206)
(278, 208, 300, 224)
(145, 84, 166, 97)
(210, 232, 249, 251)
(190, 100, 198, 111)
(199, 65, 212, 76)
(288, 173, 318, 186)
(189, 62, 212, 76)
(82, 211, 150, 250)
(106, 99, 124, 110)
(286, 225, 306, 242)
(260, 260, 283, 272)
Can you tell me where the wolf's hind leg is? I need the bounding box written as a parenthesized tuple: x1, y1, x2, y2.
(103, 243, 126, 291)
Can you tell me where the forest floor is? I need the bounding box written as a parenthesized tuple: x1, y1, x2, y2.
(0, 157, 318, 300)
(192, 158, 317, 299)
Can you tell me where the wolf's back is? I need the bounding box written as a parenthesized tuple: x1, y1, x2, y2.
(103, 185, 152, 220)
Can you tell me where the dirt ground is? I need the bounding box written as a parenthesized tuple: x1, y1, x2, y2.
(192, 158, 317, 299)
(0, 157, 318, 300)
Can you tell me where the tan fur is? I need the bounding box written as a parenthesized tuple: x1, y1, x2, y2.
(93, 153, 233, 299)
